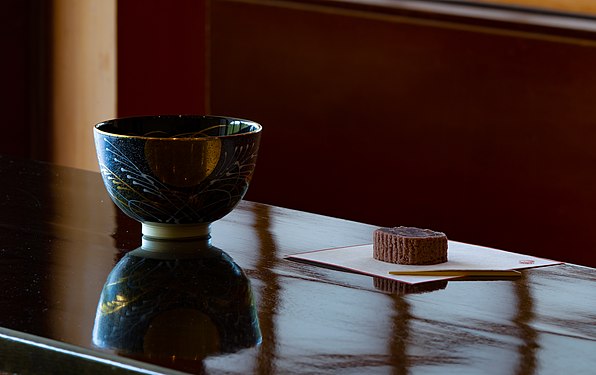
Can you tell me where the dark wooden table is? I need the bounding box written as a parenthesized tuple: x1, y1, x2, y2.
(0, 155, 594, 374)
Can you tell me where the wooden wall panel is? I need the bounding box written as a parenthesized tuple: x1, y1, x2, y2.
(209, 0, 596, 266)
(117, 0, 208, 118)
(1, 1, 30, 158)
(1, 0, 50, 160)
(51, 0, 117, 171)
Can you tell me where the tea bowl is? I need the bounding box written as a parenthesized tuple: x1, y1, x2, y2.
(94, 115, 262, 239)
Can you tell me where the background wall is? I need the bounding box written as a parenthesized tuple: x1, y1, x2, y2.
(0, 0, 207, 170)
(117, 0, 207, 117)
(209, 0, 596, 267)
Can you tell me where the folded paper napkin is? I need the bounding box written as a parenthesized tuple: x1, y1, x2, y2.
(287, 241, 563, 284)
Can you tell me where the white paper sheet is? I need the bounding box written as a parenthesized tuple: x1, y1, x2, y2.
(287, 241, 563, 284)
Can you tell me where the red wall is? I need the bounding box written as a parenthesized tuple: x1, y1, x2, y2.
(117, 0, 207, 117)
(209, 1, 596, 267)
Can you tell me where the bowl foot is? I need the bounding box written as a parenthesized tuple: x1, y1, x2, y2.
(142, 222, 211, 240)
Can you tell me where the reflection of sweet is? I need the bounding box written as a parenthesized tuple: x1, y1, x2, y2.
(92, 238, 261, 371)
(373, 277, 448, 295)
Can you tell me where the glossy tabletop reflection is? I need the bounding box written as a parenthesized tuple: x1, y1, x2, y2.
(0, 155, 594, 374)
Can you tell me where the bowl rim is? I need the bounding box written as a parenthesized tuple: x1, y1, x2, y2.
(94, 114, 262, 140)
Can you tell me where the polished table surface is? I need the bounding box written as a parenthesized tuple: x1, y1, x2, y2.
(0, 155, 594, 374)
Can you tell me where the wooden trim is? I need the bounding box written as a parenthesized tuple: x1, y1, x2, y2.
(219, 0, 596, 44)
(472, 0, 596, 17)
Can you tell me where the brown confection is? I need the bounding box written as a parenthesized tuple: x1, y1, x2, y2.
(373, 226, 448, 265)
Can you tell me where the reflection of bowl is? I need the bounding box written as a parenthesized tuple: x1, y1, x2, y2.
(94, 115, 262, 239)
(92, 238, 261, 371)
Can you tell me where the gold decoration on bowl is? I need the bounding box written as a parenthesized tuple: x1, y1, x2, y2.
(144, 138, 222, 187)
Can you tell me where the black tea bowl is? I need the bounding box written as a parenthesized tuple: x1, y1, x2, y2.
(94, 115, 262, 239)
